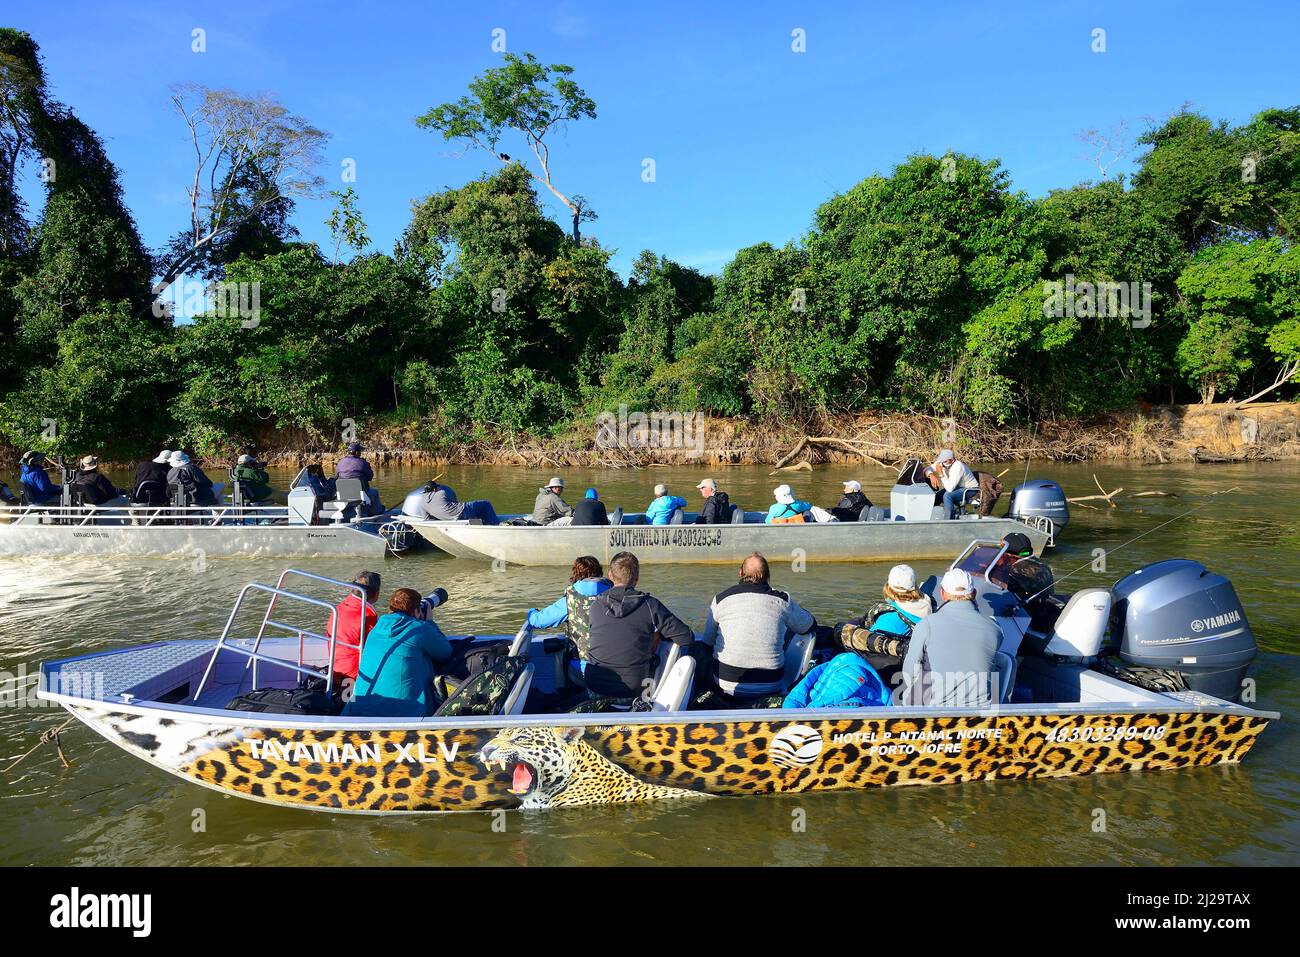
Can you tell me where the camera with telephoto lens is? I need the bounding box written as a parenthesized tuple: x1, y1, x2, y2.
(417, 588, 449, 620)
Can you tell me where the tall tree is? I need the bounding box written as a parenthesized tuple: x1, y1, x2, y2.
(416, 53, 597, 243)
(157, 84, 327, 292)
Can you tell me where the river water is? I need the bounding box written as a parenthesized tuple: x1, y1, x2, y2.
(1, 460, 1297, 866)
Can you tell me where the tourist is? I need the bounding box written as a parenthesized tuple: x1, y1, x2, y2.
(346, 587, 453, 717)
(932, 449, 980, 519)
(899, 568, 1000, 707)
(335, 442, 382, 514)
(419, 480, 500, 525)
(829, 479, 872, 522)
(133, 450, 171, 502)
(765, 483, 812, 524)
(700, 552, 816, 700)
(233, 453, 274, 503)
(783, 651, 890, 709)
(584, 552, 695, 701)
(693, 478, 732, 524)
(532, 477, 573, 525)
(525, 555, 613, 669)
(18, 451, 60, 505)
(301, 463, 336, 499)
(325, 571, 381, 695)
(645, 483, 687, 525)
(73, 455, 126, 506)
(167, 451, 218, 506)
(570, 487, 608, 526)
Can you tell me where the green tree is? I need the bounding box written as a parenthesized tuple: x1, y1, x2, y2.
(416, 53, 598, 242)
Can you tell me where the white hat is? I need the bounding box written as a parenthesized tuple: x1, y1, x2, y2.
(843, 479, 862, 491)
(547, 476, 564, 489)
(653, 483, 668, 497)
(153, 449, 172, 464)
(79, 455, 99, 470)
(941, 568, 974, 597)
(887, 564, 916, 591)
(937, 448, 956, 463)
(773, 484, 795, 505)
(697, 478, 717, 491)
(238, 454, 254, 465)
(170, 451, 190, 466)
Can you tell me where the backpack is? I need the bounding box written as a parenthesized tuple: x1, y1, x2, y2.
(226, 687, 337, 715)
(434, 656, 527, 717)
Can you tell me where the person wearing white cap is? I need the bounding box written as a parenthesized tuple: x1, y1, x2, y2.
(132, 449, 172, 503)
(931, 449, 980, 519)
(836, 563, 933, 654)
(531, 476, 573, 525)
(232, 453, 274, 503)
(765, 484, 812, 524)
(829, 479, 873, 522)
(73, 454, 127, 506)
(899, 567, 1001, 707)
(693, 477, 732, 525)
(167, 450, 219, 506)
(645, 482, 687, 525)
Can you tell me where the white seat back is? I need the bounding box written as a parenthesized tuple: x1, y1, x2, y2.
(651, 656, 696, 712)
(782, 632, 816, 689)
(502, 662, 535, 715)
(509, 626, 533, 658)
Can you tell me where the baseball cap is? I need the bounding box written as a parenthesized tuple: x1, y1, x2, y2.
(941, 568, 974, 597)
(887, 564, 916, 590)
(697, 478, 717, 491)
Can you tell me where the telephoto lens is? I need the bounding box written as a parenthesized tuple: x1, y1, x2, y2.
(419, 588, 449, 618)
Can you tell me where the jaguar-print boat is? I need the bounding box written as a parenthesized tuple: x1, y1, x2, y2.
(35, 551, 1277, 814)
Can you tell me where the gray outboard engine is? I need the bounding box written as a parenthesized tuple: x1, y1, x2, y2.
(1007, 479, 1070, 531)
(1110, 559, 1257, 702)
(400, 487, 429, 519)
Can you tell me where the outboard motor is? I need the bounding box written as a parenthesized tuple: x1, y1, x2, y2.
(1110, 559, 1257, 702)
(1007, 479, 1070, 532)
(401, 487, 429, 519)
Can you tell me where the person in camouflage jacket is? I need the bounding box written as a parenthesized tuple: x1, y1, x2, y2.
(525, 556, 612, 665)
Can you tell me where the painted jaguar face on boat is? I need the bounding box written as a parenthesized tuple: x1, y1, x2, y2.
(477, 725, 707, 810)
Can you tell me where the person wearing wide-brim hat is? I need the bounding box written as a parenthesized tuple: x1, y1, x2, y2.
(74, 454, 127, 506)
(133, 449, 173, 501)
(17, 450, 61, 505)
(532, 476, 573, 525)
(167, 450, 219, 507)
(765, 483, 813, 524)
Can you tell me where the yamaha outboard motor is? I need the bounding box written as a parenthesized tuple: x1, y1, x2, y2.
(1110, 559, 1257, 702)
(1007, 479, 1070, 532)
(401, 487, 429, 519)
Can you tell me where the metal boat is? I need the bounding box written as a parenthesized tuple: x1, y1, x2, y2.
(35, 547, 1275, 814)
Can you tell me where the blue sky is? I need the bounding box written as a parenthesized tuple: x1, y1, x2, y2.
(10, 0, 1299, 277)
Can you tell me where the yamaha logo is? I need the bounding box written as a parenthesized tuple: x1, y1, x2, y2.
(768, 724, 824, 769)
(1190, 619, 1205, 633)
(1189, 610, 1241, 634)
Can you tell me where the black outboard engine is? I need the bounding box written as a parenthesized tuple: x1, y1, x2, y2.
(1007, 479, 1070, 531)
(1110, 559, 1257, 702)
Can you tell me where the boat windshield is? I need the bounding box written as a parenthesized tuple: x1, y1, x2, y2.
(953, 543, 1015, 588)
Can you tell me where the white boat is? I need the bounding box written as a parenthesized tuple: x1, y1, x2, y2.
(0, 470, 414, 558)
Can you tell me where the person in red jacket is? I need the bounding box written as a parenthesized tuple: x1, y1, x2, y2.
(326, 571, 381, 692)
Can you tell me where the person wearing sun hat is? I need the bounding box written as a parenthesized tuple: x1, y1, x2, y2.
(764, 483, 812, 524)
(899, 567, 1000, 706)
(18, 450, 61, 505)
(72, 455, 127, 506)
(531, 476, 573, 525)
(167, 450, 219, 506)
(133, 449, 172, 499)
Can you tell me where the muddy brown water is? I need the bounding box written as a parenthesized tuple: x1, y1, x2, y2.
(1, 461, 1297, 865)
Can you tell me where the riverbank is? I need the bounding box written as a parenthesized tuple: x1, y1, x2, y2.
(4, 402, 1298, 472)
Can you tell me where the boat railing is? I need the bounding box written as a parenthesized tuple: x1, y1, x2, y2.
(192, 569, 370, 702)
(0, 501, 290, 527)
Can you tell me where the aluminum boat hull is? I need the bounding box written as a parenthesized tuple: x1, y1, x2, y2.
(0, 522, 388, 558)
(409, 515, 1051, 565)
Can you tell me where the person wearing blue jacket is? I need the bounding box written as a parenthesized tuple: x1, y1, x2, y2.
(765, 484, 812, 524)
(645, 483, 687, 525)
(18, 451, 61, 504)
(525, 556, 613, 677)
(784, 652, 890, 709)
(346, 588, 453, 717)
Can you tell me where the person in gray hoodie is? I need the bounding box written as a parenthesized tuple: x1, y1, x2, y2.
(419, 481, 499, 525)
(900, 568, 1000, 707)
(584, 552, 695, 700)
(531, 477, 573, 525)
